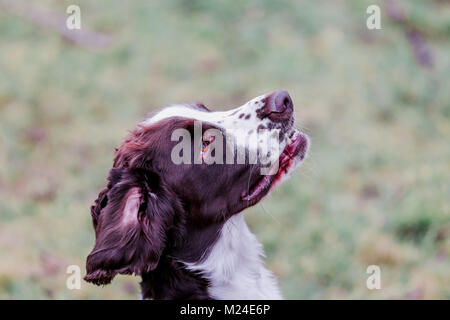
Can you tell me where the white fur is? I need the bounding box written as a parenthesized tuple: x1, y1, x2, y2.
(142, 94, 268, 130)
(184, 214, 283, 300)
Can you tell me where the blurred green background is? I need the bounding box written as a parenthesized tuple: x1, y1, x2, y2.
(0, 0, 449, 299)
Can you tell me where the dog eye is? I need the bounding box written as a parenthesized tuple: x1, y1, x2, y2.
(201, 140, 210, 153)
(201, 137, 214, 153)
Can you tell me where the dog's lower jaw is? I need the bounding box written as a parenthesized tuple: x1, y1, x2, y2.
(184, 214, 283, 300)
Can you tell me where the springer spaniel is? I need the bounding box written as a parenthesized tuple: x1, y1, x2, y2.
(84, 90, 309, 299)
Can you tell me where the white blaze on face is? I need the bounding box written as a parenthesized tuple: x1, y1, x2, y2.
(142, 94, 268, 130)
(140, 93, 290, 164)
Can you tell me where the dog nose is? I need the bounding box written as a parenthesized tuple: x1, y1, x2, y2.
(257, 90, 293, 121)
(271, 90, 293, 113)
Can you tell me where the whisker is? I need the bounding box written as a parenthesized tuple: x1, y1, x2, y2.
(259, 202, 281, 226)
(245, 163, 257, 201)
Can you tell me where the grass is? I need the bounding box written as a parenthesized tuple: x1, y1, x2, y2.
(0, 0, 449, 299)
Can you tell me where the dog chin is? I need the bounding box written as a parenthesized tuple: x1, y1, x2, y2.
(270, 130, 309, 190)
(241, 129, 309, 204)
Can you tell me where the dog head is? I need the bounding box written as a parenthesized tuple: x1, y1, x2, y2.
(84, 90, 309, 285)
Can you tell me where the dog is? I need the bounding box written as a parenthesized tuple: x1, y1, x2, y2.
(84, 90, 309, 299)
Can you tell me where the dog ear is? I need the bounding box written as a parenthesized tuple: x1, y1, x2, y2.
(84, 167, 177, 285)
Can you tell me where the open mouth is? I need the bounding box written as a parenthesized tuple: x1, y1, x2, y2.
(241, 130, 309, 203)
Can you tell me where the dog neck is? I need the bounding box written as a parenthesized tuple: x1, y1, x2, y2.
(183, 214, 283, 299)
(140, 214, 282, 299)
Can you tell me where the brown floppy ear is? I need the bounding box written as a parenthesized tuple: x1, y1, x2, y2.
(84, 167, 178, 285)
